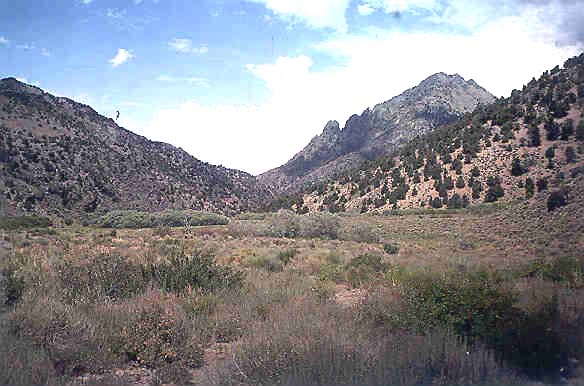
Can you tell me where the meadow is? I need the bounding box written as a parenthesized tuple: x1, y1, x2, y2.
(1, 200, 583, 386)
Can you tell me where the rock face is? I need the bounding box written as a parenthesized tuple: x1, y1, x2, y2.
(259, 73, 495, 191)
(0, 78, 272, 217)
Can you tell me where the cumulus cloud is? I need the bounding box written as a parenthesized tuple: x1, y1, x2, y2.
(357, 4, 376, 15)
(0, 36, 9, 45)
(135, 2, 582, 175)
(109, 48, 134, 67)
(246, 0, 351, 31)
(168, 38, 208, 54)
(358, 0, 438, 14)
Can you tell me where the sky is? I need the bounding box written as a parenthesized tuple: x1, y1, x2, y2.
(1, 0, 583, 175)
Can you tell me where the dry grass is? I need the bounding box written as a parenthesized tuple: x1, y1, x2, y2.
(1, 191, 584, 385)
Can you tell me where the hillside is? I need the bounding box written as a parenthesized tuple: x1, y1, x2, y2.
(0, 78, 272, 217)
(259, 72, 495, 191)
(281, 54, 584, 214)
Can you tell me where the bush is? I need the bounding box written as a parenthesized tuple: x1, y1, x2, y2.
(547, 190, 568, 211)
(523, 257, 583, 287)
(97, 210, 228, 229)
(345, 254, 389, 288)
(146, 251, 244, 293)
(383, 242, 400, 255)
(57, 254, 148, 303)
(396, 267, 579, 379)
(8, 295, 108, 376)
(0, 215, 51, 230)
(276, 249, 298, 265)
(110, 290, 203, 368)
(244, 255, 284, 272)
(210, 299, 519, 386)
(0, 326, 60, 386)
(259, 210, 341, 239)
(1, 267, 26, 306)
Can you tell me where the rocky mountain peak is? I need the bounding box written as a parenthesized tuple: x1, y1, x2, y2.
(259, 73, 495, 191)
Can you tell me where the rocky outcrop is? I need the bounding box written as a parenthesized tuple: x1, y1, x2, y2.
(259, 73, 495, 191)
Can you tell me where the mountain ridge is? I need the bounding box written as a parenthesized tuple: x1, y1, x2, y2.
(258, 72, 495, 191)
(0, 77, 272, 217)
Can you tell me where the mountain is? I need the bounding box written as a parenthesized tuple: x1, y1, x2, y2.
(281, 54, 584, 214)
(259, 73, 495, 191)
(0, 78, 271, 217)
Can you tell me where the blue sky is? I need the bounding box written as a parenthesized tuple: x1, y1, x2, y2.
(1, 0, 583, 174)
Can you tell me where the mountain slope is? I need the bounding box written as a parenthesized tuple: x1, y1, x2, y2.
(259, 73, 495, 191)
(0, 78, 271, 217)
(286, 54, 584, 214)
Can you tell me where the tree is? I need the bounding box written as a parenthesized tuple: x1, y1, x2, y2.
(537, 177, 548, 192)
(545, 119, 561, 141)
(566, 146, 577, 164)
(547, 190, 568, 212)
(456, 176, 465, 189)
(525, 177, 535, 199)
(560, 119, 574, 140)
(462, 195, 470, 208)
(577, 119, 584, 141)
(470, 166, 481, 177)
(528, 125, 541, 147)
(431, 197, 443, 209)
(511, 157, 526, 176)
(447, 193, 463, 209)
(545, 147, 555, 160)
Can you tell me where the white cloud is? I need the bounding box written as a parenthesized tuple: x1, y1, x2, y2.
(81, 0, 93, 4)
(168, 38, 208, 54)
(134, 2, 583, 175)
(357, 4, 375, 15)
(246, 0, 351, 31)
(106, 8, 126, 19)
(358, 0, 438, 14)
(109, 48, 134, 67)
(0, 36, 8, 45)
(156, 75, 210, 87)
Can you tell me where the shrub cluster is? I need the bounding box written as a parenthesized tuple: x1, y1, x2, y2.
(96, 210, 229, 229)
(0, 215, 51, 230)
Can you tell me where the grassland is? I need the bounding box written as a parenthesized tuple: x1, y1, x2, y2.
(1, 186, 583, 385)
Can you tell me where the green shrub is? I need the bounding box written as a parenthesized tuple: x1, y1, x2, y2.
(57, 254, 148, 303)
(97, 210, 228, 229)
(211, 299, 519, 386)
(2, 267, 26, 306)
(0, 215, 51, 230)
(522, 257, 583, 287)
(0, 326, 60, 386)
(146, 251, 244, 293)
(245, 255, 284, 272)
(276, 248, 298, 265)
(345, 254, 389, 288)
(383, 242, 400, 255)
(547, 190, 568, 212)
(397, 267, 578, 379)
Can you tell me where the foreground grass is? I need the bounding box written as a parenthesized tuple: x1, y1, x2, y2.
(1, 205, 583, 385)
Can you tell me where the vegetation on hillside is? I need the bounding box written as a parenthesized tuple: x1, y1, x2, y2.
(271, 53, 584, 214)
